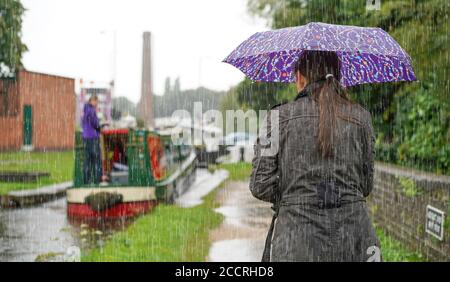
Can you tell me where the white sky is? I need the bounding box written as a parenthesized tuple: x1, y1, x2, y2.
(20, 0, 267, 103)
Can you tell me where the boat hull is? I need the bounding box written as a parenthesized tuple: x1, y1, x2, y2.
(67, 200, 157, 219)
(66, 151, 197, 221)
(67, 187, 156, 219)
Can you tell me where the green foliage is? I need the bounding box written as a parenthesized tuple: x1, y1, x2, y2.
(0, 151, 74, 195)
(237, 79, 288, 111)
(34, 252, 63, 262)
(238, 0, 450, 175)
(397, 176, 422, 197)
(394, 77, 450, 174)
(376, 227, 426, 262)
(210, 162, 253, 181)
(0, 0, 27, 77)
(222, 78, 297, 113)
(445, 197, 450, 236)
(220, 84, 240, 113)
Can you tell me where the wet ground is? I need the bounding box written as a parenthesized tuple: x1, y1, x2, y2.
(176, 169, 229, 208)
(0, 168, 228, 262)
(0, 198, 78, 262)
(208, 181, 272, 262)
(0, 170, 271, 262)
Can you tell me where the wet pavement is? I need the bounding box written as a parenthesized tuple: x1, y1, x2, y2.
(208, 181, 272, 262)
(176, 169, 229, 208)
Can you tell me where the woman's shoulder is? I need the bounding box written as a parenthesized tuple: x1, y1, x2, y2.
(350, 103, 373, 125)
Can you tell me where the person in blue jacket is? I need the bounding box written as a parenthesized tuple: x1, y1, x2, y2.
(82, 95, 102, 184)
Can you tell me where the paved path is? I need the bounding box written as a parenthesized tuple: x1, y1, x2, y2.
(176, 169, 229, 208)
(208, 181, 273, 262)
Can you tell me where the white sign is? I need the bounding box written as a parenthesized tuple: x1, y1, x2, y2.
(425, 205, 445, 241)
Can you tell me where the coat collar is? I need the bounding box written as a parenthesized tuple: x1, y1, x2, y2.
(294, 79, 325, 101)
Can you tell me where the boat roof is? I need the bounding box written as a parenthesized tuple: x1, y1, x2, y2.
(100, 127, 174, 137)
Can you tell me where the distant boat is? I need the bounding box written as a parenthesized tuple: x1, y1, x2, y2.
(67, 128, 197, 220)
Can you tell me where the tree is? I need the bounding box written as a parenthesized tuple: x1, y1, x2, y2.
(164, 77, 171, 95)
(0, 0, 27, 78)
(0, 0, 27, 116)
(173, 77, 181, 95)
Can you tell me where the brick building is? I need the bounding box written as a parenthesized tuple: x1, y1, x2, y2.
(0, 70, 76, 151)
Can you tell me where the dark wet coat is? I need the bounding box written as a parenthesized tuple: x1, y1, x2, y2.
(250, 82, 381, 262)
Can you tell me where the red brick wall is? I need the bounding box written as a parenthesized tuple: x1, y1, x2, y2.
(0, 70, 75, 150)
(0, 80, 21, 150)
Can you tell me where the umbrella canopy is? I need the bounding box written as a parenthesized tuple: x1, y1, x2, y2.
(223, 22, 416, 87)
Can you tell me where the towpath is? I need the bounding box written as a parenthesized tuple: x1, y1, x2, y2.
(207, 181, 272, 262)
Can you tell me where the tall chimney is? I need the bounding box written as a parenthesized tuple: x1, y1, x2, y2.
(139, 31, 154, 128)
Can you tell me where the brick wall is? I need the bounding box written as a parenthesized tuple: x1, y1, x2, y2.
(19, 71, 75, 150)
(368, 162, 450, 261)
(0, 70, 75, 150)
(0, 79, 21, 150)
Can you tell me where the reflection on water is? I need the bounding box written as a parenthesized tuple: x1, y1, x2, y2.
(0, 169, 223, 262)
(0, 198, 77, 262)
(0, 196, 141, 261)
(208, 181, 272, 262)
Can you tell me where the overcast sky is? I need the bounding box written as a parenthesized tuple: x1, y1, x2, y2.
(21, 0, 267, 103)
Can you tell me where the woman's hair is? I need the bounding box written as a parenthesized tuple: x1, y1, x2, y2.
(294, 50, 352, 158)
(89, 94, 98, 103)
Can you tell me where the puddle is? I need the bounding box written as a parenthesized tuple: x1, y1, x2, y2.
(207, 181, 272, 262)
(208, 239, 266, 262)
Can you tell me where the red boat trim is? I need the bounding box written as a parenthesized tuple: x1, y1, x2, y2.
(67, 200, 157, 219)
(102, 128, 129, 135)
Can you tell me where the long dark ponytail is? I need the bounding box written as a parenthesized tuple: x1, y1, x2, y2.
(294, 50, 352, 158)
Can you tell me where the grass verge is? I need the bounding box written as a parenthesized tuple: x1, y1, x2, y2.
(209, 162, 252, 181)
(0, 151, 74, 195)
(82, 180, 224, 262)
(375, 227, 426, 262)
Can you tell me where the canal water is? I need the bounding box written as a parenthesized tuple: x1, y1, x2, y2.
(0, 168, 229, 262)
(0, 198, 78, 262)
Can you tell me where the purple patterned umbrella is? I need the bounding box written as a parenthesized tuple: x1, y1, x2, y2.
(223, 22, 416, 87)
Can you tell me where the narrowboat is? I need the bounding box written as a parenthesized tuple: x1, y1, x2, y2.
(67, 128, 197, 219)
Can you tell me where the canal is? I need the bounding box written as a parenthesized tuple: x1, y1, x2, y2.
(0, 198, 78, 262)
(0, 168, 232, 262)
